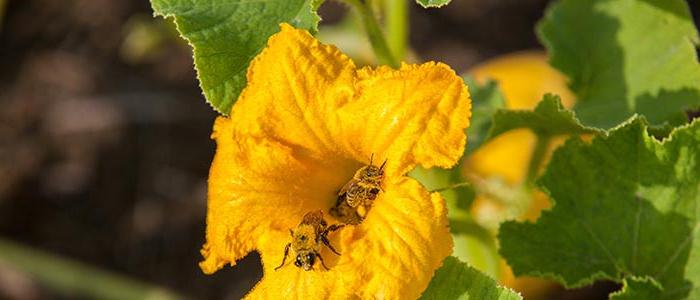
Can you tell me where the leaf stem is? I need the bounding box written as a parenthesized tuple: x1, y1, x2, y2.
(384, 0, 408, 61)
(526, 134, 551, 185)
(346, 0, 400, 68)
(431, 181, 471, 193)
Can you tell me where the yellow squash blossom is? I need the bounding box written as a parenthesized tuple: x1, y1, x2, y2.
(200, 24, 471, 299)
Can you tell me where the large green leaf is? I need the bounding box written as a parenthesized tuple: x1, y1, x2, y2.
(150, 0, 321, 114)
(499, 117, 700, 299)
(539, 0, 700, 128)
(420, 256, 521, 300)
(487, 94, 600, 140)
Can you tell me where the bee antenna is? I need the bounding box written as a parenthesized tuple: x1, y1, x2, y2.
(379, 159, 387, 171)
(369, 153, 374, 165)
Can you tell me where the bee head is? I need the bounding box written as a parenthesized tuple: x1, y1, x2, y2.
(368, 155, 387, 173)
(295, 252, 316, 271)
(361, 162, 385, 181)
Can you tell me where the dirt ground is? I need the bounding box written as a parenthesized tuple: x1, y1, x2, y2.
(0, 1, 698, 299)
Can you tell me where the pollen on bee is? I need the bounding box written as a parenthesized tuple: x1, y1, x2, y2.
(330, 155, 386, 225)
(276, 211, 344, 271)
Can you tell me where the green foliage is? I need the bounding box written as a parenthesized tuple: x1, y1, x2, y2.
(150, 0, 322, 115)
(145, 0, 700, 298)
(609, 277, 663, 300)
(415, 0, 452, 8)
(539, 0, 700, 129)
(499, 117, 700, 299)
(463, 76, 506, 154)
(488, 94, 600, 140)
(421, 257, 521, 300)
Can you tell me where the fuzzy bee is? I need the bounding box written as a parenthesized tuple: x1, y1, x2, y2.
(330, 155, 386, 223)
(329, 200, 363, 225)
(275, 210, 344, 271)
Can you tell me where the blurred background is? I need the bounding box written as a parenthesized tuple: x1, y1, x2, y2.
(0, 0, 698, 299)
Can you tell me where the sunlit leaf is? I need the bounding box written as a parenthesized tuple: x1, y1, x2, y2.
(500, 117, 700, 299)
(421, 256, 521, 300)
(539, 0, 700, 128)
(487, 94, 600, 140)
(609, 277, 663, 300)
(151, 0, 322, 114)
(415, 0, 452, 8)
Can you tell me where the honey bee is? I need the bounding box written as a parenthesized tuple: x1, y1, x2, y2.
(329, 200, 363, 225)
(330, 154, 386, 224)
(275, 210, 344, 271)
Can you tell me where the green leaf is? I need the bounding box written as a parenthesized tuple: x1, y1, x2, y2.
(415, 0, 452, 8)
(538, 0, 700, 128)
(463, 76, 506, 154)
(499, 116, 700, 299)
(487, 94, 600, 140)
(609, 277, 663, 300)
(421, 256, 521, 300)
(150, 0, 322, 114)
(452, 229, 501, 280)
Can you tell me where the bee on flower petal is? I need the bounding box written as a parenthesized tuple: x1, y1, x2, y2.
(330, 154, 386, 223)
(329, 200, 363, 225)
(275, 210, 344, 271)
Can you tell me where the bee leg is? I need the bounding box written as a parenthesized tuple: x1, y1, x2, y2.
(315, 251, 329, 270)
(289, 229, 294, 237)
(274, 243, 291, 271)
(321, 223, 344, 255)
(322, 236, 341, 255)
(326, 224, 345, 233)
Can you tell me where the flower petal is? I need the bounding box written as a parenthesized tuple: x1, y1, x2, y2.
(201, 117, 356, 274)
(228, 24, 470, 177)
(247, 178, 452, 299)
(338, 63, 471, 176)
(229, 23, 356, 156)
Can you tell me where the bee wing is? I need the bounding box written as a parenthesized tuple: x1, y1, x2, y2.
(301, 210, 324, 226)
(338, 179, 356, 196)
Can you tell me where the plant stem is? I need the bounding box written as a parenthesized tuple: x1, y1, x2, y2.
(346, 0, 400, 68)
(526, 134, 551, 185)
(431, 181, 471, 193)
(384, 0, 408, 61)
